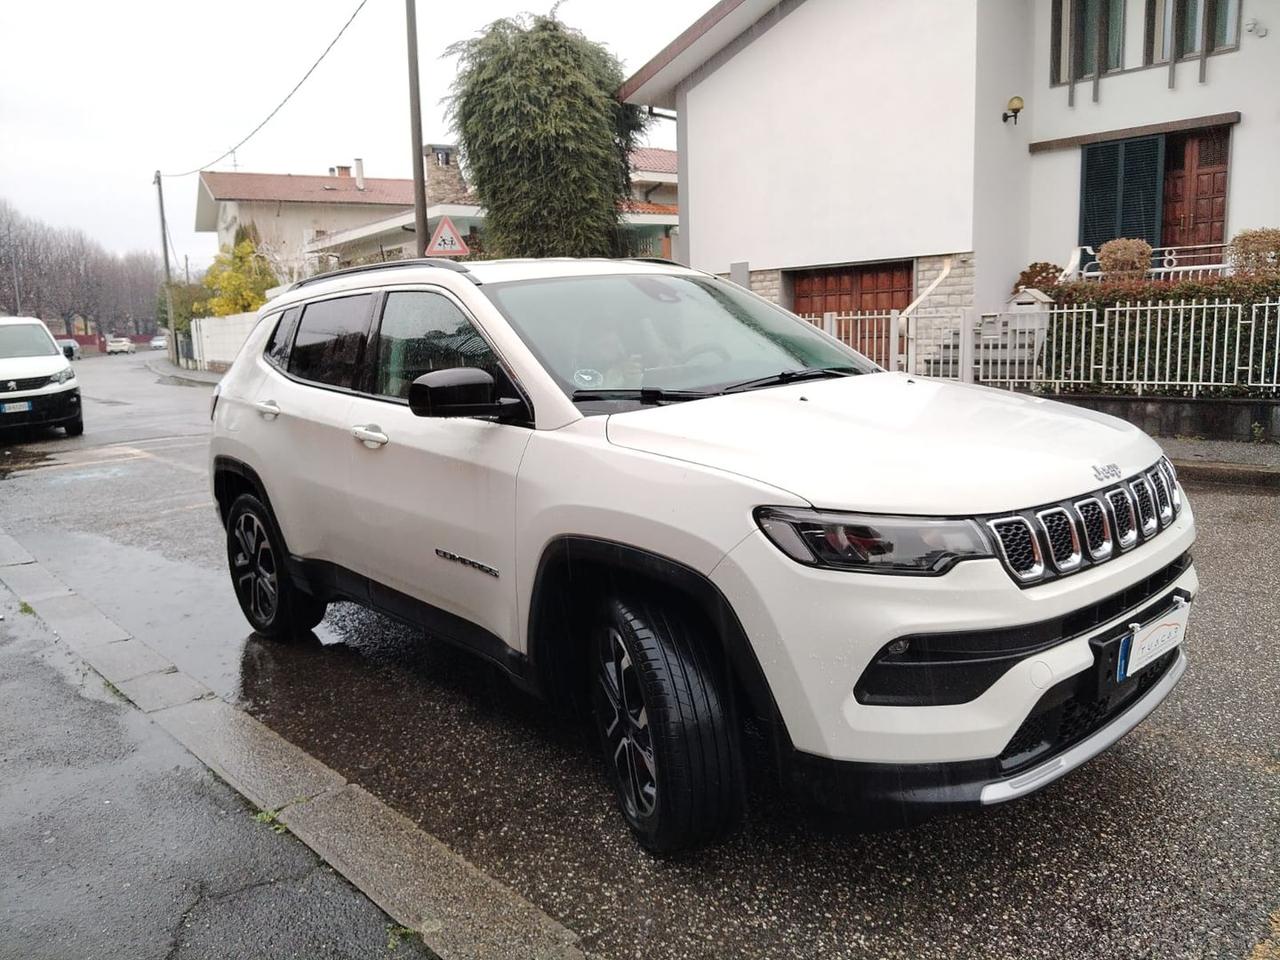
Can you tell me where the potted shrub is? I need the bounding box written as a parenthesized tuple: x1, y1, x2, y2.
(1227, 228, 1280, 276)
(1097, 238, 1153, 279)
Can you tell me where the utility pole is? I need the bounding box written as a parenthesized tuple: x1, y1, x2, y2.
(405, 0, 428, 258)
(184, 255, 190, 285)
(153, 171, 177, 363)
(7, 224, 20, 315)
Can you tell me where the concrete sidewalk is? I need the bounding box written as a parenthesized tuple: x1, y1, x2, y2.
(144, 356, 222, 387)
(0, 583, 438, 960)
(1158, 435, 1280, 488)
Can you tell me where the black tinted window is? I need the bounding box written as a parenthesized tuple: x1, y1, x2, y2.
(264, 306, 301, 369)
(374, 291, 498, 400)
(288, 295, 373, 388)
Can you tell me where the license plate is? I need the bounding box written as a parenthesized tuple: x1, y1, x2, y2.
(1, 401, 32, 413)
(1118, 596, 1190, 680)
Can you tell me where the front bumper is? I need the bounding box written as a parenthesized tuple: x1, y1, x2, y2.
(0, 385, 80, 428)
(711, 497, 1197, 767)
(789, 648, 1185, 826)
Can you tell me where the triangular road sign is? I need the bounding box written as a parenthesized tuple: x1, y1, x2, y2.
(424, 217, 470, 257)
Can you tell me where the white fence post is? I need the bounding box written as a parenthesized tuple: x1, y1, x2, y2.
(887, 310, 900, 372)
(958, 308, 975, 384)
(822, 312, 836, 338)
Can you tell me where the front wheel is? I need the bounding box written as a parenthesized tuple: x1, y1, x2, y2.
(591, 595, 745, 853)
(225, 493, 325, 641)
(64, 415, 83, 437)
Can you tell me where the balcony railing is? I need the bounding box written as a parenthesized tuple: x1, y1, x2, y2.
(1060, 243, 1229, 282)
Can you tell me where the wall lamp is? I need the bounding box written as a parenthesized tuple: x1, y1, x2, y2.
(1002, 96, 1025, 124)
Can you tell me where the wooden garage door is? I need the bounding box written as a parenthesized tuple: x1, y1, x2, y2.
(791, 261, 915, 316)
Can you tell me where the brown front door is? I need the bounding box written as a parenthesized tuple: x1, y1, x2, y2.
(1162, 128, 1228, 260)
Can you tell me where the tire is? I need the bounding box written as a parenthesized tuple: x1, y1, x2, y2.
(225, 493, 325, 641)
(64, 416, 84, 437)
(591, 594, 745, 853)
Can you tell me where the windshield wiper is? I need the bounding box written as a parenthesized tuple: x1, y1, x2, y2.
(720, 365, 861, 394)
(571, 387, 715, 405)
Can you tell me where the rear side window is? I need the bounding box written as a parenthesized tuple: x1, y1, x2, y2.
(373, 291, 499, 399)
(288, 295, 374, 389)
(264, 307, 301, 369)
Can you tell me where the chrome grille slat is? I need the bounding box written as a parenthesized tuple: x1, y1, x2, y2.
(1130, 476, 1159, 536)
(1147, 468, 1174, 525)
(1073, 497, 1113, 561)
(1105, 487, 1138, 550)
(1036, 507, 1083, 572)
(987, 517, 1044, 582)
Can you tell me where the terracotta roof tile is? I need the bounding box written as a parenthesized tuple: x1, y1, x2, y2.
(620, 198, 678, 215)
(629, 147, 678, 174)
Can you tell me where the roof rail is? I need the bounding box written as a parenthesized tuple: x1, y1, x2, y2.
(289, 258, 473, 291)
(627, 257, 687, 267)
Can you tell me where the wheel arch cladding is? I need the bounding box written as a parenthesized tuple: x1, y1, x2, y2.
(526, 536, 791, 747)
(213, 457, 273, 529)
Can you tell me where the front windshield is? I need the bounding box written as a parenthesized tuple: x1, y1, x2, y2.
(0, 324, 58, 359)
(482, 273, 877, 402)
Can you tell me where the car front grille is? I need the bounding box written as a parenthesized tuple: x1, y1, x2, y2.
(2, 375, 52, 392)
(986, 458, 1183, 587)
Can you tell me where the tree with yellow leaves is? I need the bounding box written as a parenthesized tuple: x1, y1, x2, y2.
(198, 239, 278, 316)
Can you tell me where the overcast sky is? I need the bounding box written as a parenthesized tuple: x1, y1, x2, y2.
(0, 0, 686, 273)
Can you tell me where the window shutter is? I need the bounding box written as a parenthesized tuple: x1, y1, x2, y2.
(1118, 136, 1164, 248)
(1080, 141, 1121, 249)
(1079, 136, 1166, 250)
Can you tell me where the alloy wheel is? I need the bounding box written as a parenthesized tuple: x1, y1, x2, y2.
(597, 627, 657, 819)
(231, 512, 278, 625)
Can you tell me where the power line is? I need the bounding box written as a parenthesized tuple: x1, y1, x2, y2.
(162, 0, 372, 178)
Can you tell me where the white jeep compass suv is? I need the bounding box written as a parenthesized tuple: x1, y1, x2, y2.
(210, 258, 1196, 852)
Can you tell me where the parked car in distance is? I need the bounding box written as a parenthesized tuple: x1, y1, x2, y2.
(56, 338, 82, 360)
(1, 316, 83, 436)
(150, 335, 168, 351)
(105, 336, 136, 355)
(210, 258, 1197, 853)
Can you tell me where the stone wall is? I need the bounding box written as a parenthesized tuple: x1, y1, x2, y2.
(909, 252, 975, 372)
(748, 269, 784, 304)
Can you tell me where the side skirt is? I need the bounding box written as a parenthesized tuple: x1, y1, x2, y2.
(285, 556, 538, 696)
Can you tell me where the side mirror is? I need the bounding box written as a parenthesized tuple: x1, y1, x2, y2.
(408, 368, 527, 421)
(63, 345, 75, 360)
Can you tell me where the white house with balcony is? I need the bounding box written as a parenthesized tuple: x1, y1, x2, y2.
(620, 0, 1279, 318)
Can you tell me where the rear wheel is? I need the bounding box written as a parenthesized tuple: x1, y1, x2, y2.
(591, 595, 745, 853)
(225, 493, 325, 640)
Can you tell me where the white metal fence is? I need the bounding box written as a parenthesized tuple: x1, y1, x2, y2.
(190, 311, 259, 372)
(974, 299, 1280, 395)
(799, 309, 967, 376)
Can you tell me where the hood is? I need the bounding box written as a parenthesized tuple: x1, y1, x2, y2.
(605, 373, 1162, 515)
(0, 354, 72, 380)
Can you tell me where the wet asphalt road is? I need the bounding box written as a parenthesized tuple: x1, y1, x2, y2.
(1, 353, 1277, 959)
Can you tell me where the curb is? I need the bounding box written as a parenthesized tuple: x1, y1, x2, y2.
(144, 357, 221, 387)
(0, 538, 590, 960)
(1170, 458, 1280, 489)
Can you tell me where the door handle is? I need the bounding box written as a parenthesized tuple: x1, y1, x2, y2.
(254, 399, 280, 420)
(351, 424, 389, 448)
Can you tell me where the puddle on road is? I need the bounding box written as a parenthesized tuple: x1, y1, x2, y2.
(0, 445, 53, 478)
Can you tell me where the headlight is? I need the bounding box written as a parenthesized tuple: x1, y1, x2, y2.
(52, 367, 76, 384)
(755, 507, 994, 575)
